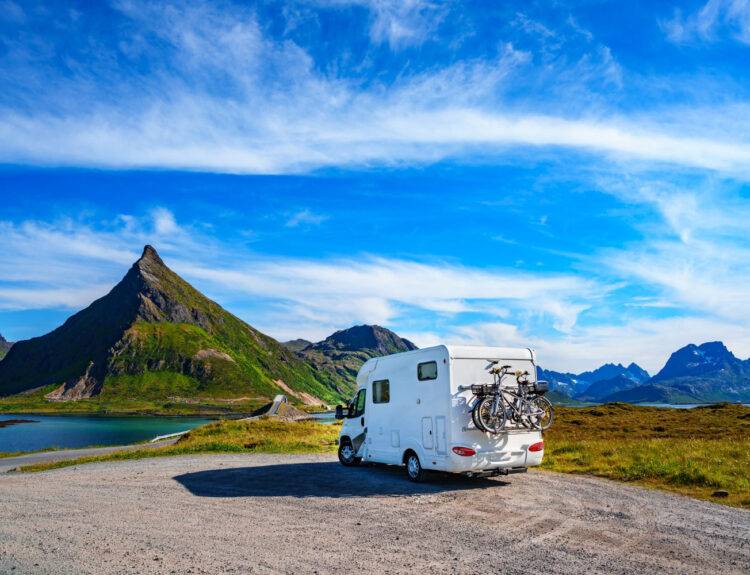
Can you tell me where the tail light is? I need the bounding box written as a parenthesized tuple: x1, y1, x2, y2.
(528, 441, 544, 452)
(452, 446, 476, 457)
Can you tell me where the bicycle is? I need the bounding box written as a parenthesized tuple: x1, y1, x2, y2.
(470, 364, 553, 433)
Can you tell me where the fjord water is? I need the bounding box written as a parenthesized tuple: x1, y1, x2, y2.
(0, 415, 214, 453)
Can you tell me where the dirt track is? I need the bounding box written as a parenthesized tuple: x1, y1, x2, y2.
(0, 453, 747, 574)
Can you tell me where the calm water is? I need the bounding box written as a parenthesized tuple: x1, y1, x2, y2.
(0, 414, 215, 453)
(310, 412, 337, 424)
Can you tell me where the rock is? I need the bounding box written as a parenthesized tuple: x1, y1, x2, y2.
(712, 490, 729, 498)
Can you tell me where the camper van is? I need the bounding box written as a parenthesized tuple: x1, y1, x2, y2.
(335, 345, 547, 481)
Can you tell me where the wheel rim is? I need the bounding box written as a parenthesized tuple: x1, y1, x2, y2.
(341, 444, 354, 462)
(479, 398, 503, 433)
(530, 400, 551, 429)
(407, 455, 420, 477)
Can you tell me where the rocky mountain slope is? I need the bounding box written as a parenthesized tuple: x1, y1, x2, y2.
(284, 325, 417, 397)
(577, 375, 643, 402)
(603, 342, 750, 403)
(0, 333, 12, 360)
(0, 246, 342, 405)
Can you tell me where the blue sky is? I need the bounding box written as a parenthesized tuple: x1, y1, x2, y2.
(1, 0, 750, 373)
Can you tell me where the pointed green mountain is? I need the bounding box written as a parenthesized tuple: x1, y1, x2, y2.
(0, 246, 342, 410)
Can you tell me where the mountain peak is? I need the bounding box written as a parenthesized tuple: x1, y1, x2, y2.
(697, 341, 732, 358)
(139, 244, 163, 264)
(651, 340, 741, 384)
(317, 324, 417, 354)
(133, 245, 167, 281)
(291, 324, 418, 397)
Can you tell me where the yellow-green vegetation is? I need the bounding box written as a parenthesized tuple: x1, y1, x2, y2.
(20, 417, 340, 472)
(541, 403, 750, 508)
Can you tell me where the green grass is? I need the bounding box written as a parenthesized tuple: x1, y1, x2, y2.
(20, 418, 341, 472)
(541, 403, 750, 508)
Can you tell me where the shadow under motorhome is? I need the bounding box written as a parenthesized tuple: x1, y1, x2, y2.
(336, 345, 545, 481)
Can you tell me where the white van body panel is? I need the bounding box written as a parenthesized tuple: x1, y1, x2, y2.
(339, 345, 545, 474)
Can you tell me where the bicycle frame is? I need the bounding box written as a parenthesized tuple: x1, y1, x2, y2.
(485, 367, 544, 427)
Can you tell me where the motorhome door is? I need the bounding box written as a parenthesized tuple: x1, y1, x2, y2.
(348, 388, 367, 455)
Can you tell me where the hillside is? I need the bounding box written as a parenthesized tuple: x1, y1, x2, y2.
(0, 333, 12, 360)
(605, 342, 750, 404)
(286, 325, 417, 397)
(0, 246, 343, 410)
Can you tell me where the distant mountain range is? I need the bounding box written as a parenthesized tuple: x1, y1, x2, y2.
(604, 342, 750, 404)
(0, 333, 12, 360)
(538, 362, 650, 399)
(539, 341, 750, 404)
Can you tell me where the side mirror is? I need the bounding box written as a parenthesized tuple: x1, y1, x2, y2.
(335, 405, 349, 419)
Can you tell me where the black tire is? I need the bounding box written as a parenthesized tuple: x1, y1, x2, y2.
(476, 396, 507, 434)
(528, 396, 553, 430)
(471, 399, 487, 432)
(338, 439, 361, 466)
(404, 451, 428, 482)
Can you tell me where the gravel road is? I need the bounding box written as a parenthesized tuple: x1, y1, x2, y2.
(0, 453, 747, 574)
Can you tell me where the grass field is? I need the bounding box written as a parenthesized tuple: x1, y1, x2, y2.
(15, 403, 750, 508)
(541, 403, 750, 508)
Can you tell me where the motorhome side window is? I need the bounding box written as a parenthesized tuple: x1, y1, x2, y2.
(373, 380, 390, 403)
(417, 361, 438, 381)
(350, 389, 366, 417)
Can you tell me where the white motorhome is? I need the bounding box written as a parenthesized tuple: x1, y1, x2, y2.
(336, 345, 546, 481)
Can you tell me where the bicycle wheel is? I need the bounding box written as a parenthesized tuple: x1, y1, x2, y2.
(476, 396, 507, 434)
(528, 396, 553, 430)
(471, 398, 487, 432)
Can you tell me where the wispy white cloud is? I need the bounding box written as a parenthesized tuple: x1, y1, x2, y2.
(662, 0, 750, 45)
(0, 209, 599, 341)
(2, 1, 750, 175)
(285, 209, 328, 228)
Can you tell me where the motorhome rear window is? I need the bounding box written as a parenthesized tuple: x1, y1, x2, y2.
(373, 380, 390, 403)
(417, 361, 438, 380)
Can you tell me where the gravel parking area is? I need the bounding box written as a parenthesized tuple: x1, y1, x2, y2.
(0, 453, 747, 574)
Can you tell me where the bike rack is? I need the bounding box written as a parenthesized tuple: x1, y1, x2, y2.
(462, 424, 537, 434)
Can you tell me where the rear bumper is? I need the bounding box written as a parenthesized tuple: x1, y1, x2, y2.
(444, 446, 543, 472)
